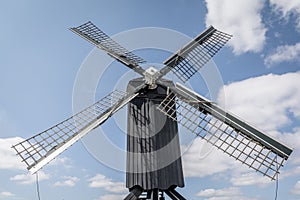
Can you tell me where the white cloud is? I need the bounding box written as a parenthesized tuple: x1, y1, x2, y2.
(281, 166, 300, 179)
(88, 174, 127, 194)
(10, 171, 50, 185)
(230, 172, 270, 187)
(280, 127, 300, 149)
(49, 156, 73, 169)
(270, 0, 300, 32)
(182, 138, 273, 188)
(183, 72, 299, 185)
(96, 194, 125, 200)
(214, 72, 300, 184)
(291, 180, 300, 195)
(196, 187, 258, 200)
(0, 191, 15, 197)
(182, 138, 235, 178)
(54, 176, 79, 187)
(264, 43, 300, 66)
(218, 72, 300, 132)
(274, 127, 300, 180)
(205, 0, 267, 54)
(216, 72, 300, 181)
(197, 187, 241, 197)
(277, 127, 300, 166)
(0, 137, 26, 170)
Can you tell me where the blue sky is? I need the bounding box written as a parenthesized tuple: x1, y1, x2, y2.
(0, 0, 300, 199)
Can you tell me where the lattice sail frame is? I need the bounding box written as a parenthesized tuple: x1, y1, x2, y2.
(162, 26, 232, 82)
(157, 83, 292, 180)
(12, 90, 137, 173)
(70, 21, 146, 75)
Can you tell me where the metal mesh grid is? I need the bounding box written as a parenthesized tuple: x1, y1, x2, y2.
(70, 21, 146, 66)
(168, 29, 231, 82)
(157, 91, 286, 180)
(12, 90, 127, 169)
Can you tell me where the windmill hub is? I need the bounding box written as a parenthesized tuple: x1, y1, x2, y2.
(143, 66, 159, 89)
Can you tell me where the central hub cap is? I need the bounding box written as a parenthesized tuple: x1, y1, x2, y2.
(143, 67, 159, 89)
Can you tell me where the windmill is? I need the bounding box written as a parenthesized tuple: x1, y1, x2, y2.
(12, 21, 293, 200)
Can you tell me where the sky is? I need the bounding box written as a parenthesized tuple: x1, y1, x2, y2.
(0, 0, 300, 199)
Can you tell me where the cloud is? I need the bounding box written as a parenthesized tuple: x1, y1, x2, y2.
(197, 187, 241, 197)
(196, 187, 258, 200)
(53, 176, 79, 187)
(96, 194, 125, 200)
(230, 172, 270, 187)
(276, 127, 300, 165)
(218, 72, 300, 132)
(10, 171, 50, 185)
(182, 138, 272, 188)
(291, 180, 300, 195)
(205, 0, 267, 54)
(182, 72, 299, 185)
(214, 72, 300, 184)
(281, 166, 300, 179)
(270, 0, 300, 32)
(274, 127, 300, 180)
(280, 127, 300, 150)
(264, 43, 300, 66)
(216, 72, 300, 182)
(88, 174, 127, 194)
(0, 137, 26, 170)
(0, 191, 15, 197)
(182, 138, 236, 178)
(49, 156, 73, 169)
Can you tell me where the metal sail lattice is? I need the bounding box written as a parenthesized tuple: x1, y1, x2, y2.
(157, 89, 289, 180)
(164, 27, 232, 82)
(12, 90, 128, 171)
(70, 21, 146, 66)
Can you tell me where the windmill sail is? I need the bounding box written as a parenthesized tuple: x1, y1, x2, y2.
(158, 26, 232, 82)
(70, 21, 146, 76)
(157, 83, 293, 180)
(12, 90, 138, 174)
